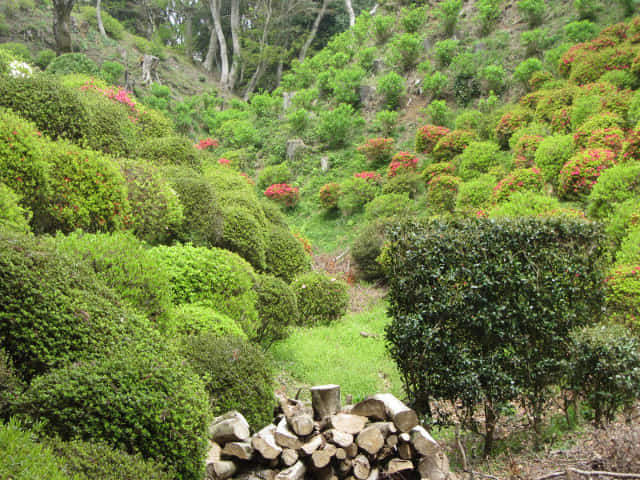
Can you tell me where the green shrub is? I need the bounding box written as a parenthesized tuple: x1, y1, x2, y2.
(423, 71, 448, 98)
(49, 438, 174, 480)
(599, 70, 636, 89)
(400, 6, 425, 33)
(378, 71, 405, 109)
(316, 103, 364, 149)
(436, 0, 462, 36)
(544, 43, 573, 75)
(148, 244, 258, 335)
(434, 39, 459, 67)
(257, 163, 291, 191)
(365, 193, 411, 219)
(416, 125, 450, 154)
(287, 108, 310, 135)
(528, 70, 554, 91)
(494, 107, 533, 148)
(0, 233, 152, 381)
(422, 162, 456, 182)
(352, 220, 391, 281)
(265, 226, 310, 283)
(514, 57, 543, 88)
(617, 226, 640, 264)
(0, 182, 31, 233)
(319, 182, 341, 210)
(170, 302, 245, 338)
(220, 205, 267, 270)
(492, 167, 544, 203)
(432, 129, 475, 162)
(606, 198, 640, 247)
(476, 0, 502, 35)
(387, 33, 422, 71)
(565, 20, 600, 42)
(53, 231, 173, 327)
(99, 61, 125, 85)
(517, 0, 546, 26)
(534, 134, 576, 185)
(338, 176, 380, 215)
(253, 275, 299, 348)
(488, 191, 562, 217)
(138, 136, 200, 168)
(457, 141, 501, 180)
(456, 174, 497, 212)
(0, 42, 31, 61)
(373, 15, 395, 43)
(427, 174, 460, 213)
(0, 419, 69, 480)
(179, 333, 275, 429)
(382, 172, 423, 198)
(0, 74, 89, 141)
(605, 264, 640, 326)
(357, 47, 377, 72)
(514, 134, 544, 167)
(574, 0, 599, 19)
(35, 49, 55, 70)
(330, 66, 365, 106)
(382, 218, 605, 453)
(47, 53, 98, 76)
(0, 349, 22, 419)
(454, 110, 483, 133)
(481, 65, 506, 94)
(291, 272, 349, 325)
(136, 106, 173, 138)
(574, 113, 625, 146)
(588, 163, 640, 219)
(559, 149, 617, 201)
(374, 110, 399, 136)
(425, 99, 452, 127)
(568, 324, 640, 425)
(16, 342, 209, 480)
(521, 28, 552, 55)
(78, 5, 125, 39)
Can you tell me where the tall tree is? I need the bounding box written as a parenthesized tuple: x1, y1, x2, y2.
(228, 0, 242, 90)
(53, 0, 76, 54)
(209, 0, 229, 87)
(344, 0, 354, 26)
(298, 0, 331, 61)
(96, 0, 107, 37)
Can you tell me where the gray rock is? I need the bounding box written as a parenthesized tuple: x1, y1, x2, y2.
(286, 139, 307, 162)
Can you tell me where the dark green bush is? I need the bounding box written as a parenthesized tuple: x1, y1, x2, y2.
(35, 49, 55, 70)
(47, 53, 98, 76)
(291, 272, 349, 325)
(378, 71, 406, 109)
(169, 302, 245, 338)
(365, 193, 411, 219)
(0, 74, 89, 141)
(587, 163, 640, 220)
(265, 226, 310, 283)
(136, 106, 174, 138)
(382, 218, 606, 453)
(148, 244, 258, 334)
(0, 419, 69, 480)
(352, 220, 390, 281)
(179, 333, 275, 429)
(139, 136, 201, 168)
(49, 438, 173, 480)
(0, 349, 22, 420)
(338, 176, 380, 215)
(221, 205, 267, 270)
(16, 342, 209, 480)
(53, 232, 174, 328)
(568, 324, 640, 425)
(253, 275, 299, 348)
(99, 61, 125, 86)
(0, 233, 151, 381)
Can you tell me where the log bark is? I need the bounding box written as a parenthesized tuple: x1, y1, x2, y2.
(275, 417, 303, 450)
(311, 444, 337, 468)
(281, 448, 299, 467)
(275, 461, 306, 480)
(356, 426, 384, 455)
(367, 468, 379, 480)
(204, 23, 218, 72)
(345, 443, 358, 458)
(311, 385, 341, 419)
(397, 442, 413, 460)
(410, 426, 440, 456)
(353, 455, 371, 480)
(207, 459, 238, 480)
(338, 458, 352, 475)
(351, 398, 387, 421)
(386, 458, 413, 475)
(289, 415, 314, 436)
(207, 441, 222, 461)
(210, 411, 251, 444)
(330, 413, 368, 434)
(325, 429, 354, 448)
(385, 434, 398, 447)
(315, 465, 339, 480)
(222, 441, 254, 461)
(301, 434, 324, 456)
(372, 394, 419, 432)
(418, 453, 449, 480)
(252, 424, 283, 460)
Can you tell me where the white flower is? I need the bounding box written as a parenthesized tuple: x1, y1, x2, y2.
(9, 61, 33, 79)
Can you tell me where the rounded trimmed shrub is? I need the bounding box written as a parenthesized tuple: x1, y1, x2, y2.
(620, 127, 640, 162)
(264, 183, 300, 208)
(514, 57, 543, 87)
(0, 182, 31, 233)
(35, 49, 55, 70)
(427, 174, 461, 213)
(46, 53, 98, 76)
(319, 183, 341, 210)
(488, 191, 563, 218)
(221, 205, 267, 270)
(291, 272, 349, 325)
(0, 348, 22, 419)
(0, 73, 89, 141)
(265, 226, 310, 283)
(514, 134, 544, 167)
(432, 129, 476, 162)
(457, 141, 501, 180)
(136, 106, 174, 138)
(253, 274, 299, 348)
(387, 152, 419, 177)
(574, 113, 626, 148)
(365, 193, 411, 219)
(415, 125, 450, 154)
(605, 264, 640, 327)
(422, 161, 456, 182)
(587, 163, 640, 219)
(138, 136, 201, 168)
(494, 107, 532, 148)
(492, 167, 544, 203)
(179, 333, 275, 429)
(558, 149, 617, 201)
(382, 172, 423, 198)
(338, 176, 380, 216)
(15, 342, 210, 480)
(357, 137, 395, 166)
(534, 134, 576, 185)
(0, 233, 152, 381)
(352, 220, 390, 281)
(456, 174, 497, 213)
(584, 127, 625, 154)
(170, 302, 245, 338)
(606, 198, 640, 247)
(257, 163, 291, 191)
(617, 226, 640, 265)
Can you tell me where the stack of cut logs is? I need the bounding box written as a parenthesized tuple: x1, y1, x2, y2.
(205, 384, 457, 480)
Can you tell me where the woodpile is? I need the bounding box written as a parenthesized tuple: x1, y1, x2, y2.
(205, 384, 458, 480)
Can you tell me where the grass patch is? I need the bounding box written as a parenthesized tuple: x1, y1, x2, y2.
(271, 301, 403, 401)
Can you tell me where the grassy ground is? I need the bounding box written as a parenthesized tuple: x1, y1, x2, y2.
(271, 300, 403, 403)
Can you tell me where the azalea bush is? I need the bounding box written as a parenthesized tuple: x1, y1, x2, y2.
(416, 125, 450, 154)
(265, 226, 310, 283)
(194, 137, 219, 150)
(457, 141, 501, 180)
(558, 149, 617, 200)
(495, 108, 532, 148)
(492, 167, 544, 203)
(514, 134, 544, 168)
(319, 182, 341, 210)
(388, 152, 419, 177)
(338, 176, 380, 216)
(355, 171, 383, 183)
(620, 127, 640, 162)
(264, 183, 300, 208)
(432, 129, 476, 162)
(291, 272, 349, 325)
(534, 134, 576, 185)
(584, 127, 625, 154)
(605, 264, 640, 327)
(357, 137, 395, 166)
(422, 162, 456, 182)
(427, 174, 461, 213)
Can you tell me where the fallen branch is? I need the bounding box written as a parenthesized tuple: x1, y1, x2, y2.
(470, 471, 502, 480)
(534, 472, 565, 480)
(568, 468, 640, 479)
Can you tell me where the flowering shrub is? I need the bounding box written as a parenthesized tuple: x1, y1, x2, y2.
(558, 149, 617, 200)
(357, 137, 395, 166)
(264, 183, 300, 208)
(354, 171, 383, 183)
(422, 161, 456, 182)
(292, 231, 313, 255)
(388, 152, 419, 177)
(8, 60, 32, 78)
(495, 108, 532, 148)
(529, 70, 554, 90)
(432, 129, 476, 162)
(587, 163, 640, 219)
(319, 183, 341, 210)
(427, 174, 461, 213)
(415, 125, 450, 154)
(195, 137, 220, 150)
(584, 127, 625, 154)
(514, 135, 544, 168)
(81, 79, 138, 121)
(573, 112, 625, 147)
(620, 127, 640, 162)
(239, 172, 254, 185)
(550, 108, 572, 133)
(492, 167, 544, 203)
(217, 158, 231, 167)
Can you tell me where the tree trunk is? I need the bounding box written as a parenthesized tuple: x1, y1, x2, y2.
(184, 7, 194, 59)
(483, 399, 496, 458)
(204, 22, 218, 72)
(96, 0, 107, 37)
(209, 0, 229, 87)
(53, 0, 75, 54)
(298, 0, 331, 61)
(344, 0, 355, 26)
(228, 0, 241, 90)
